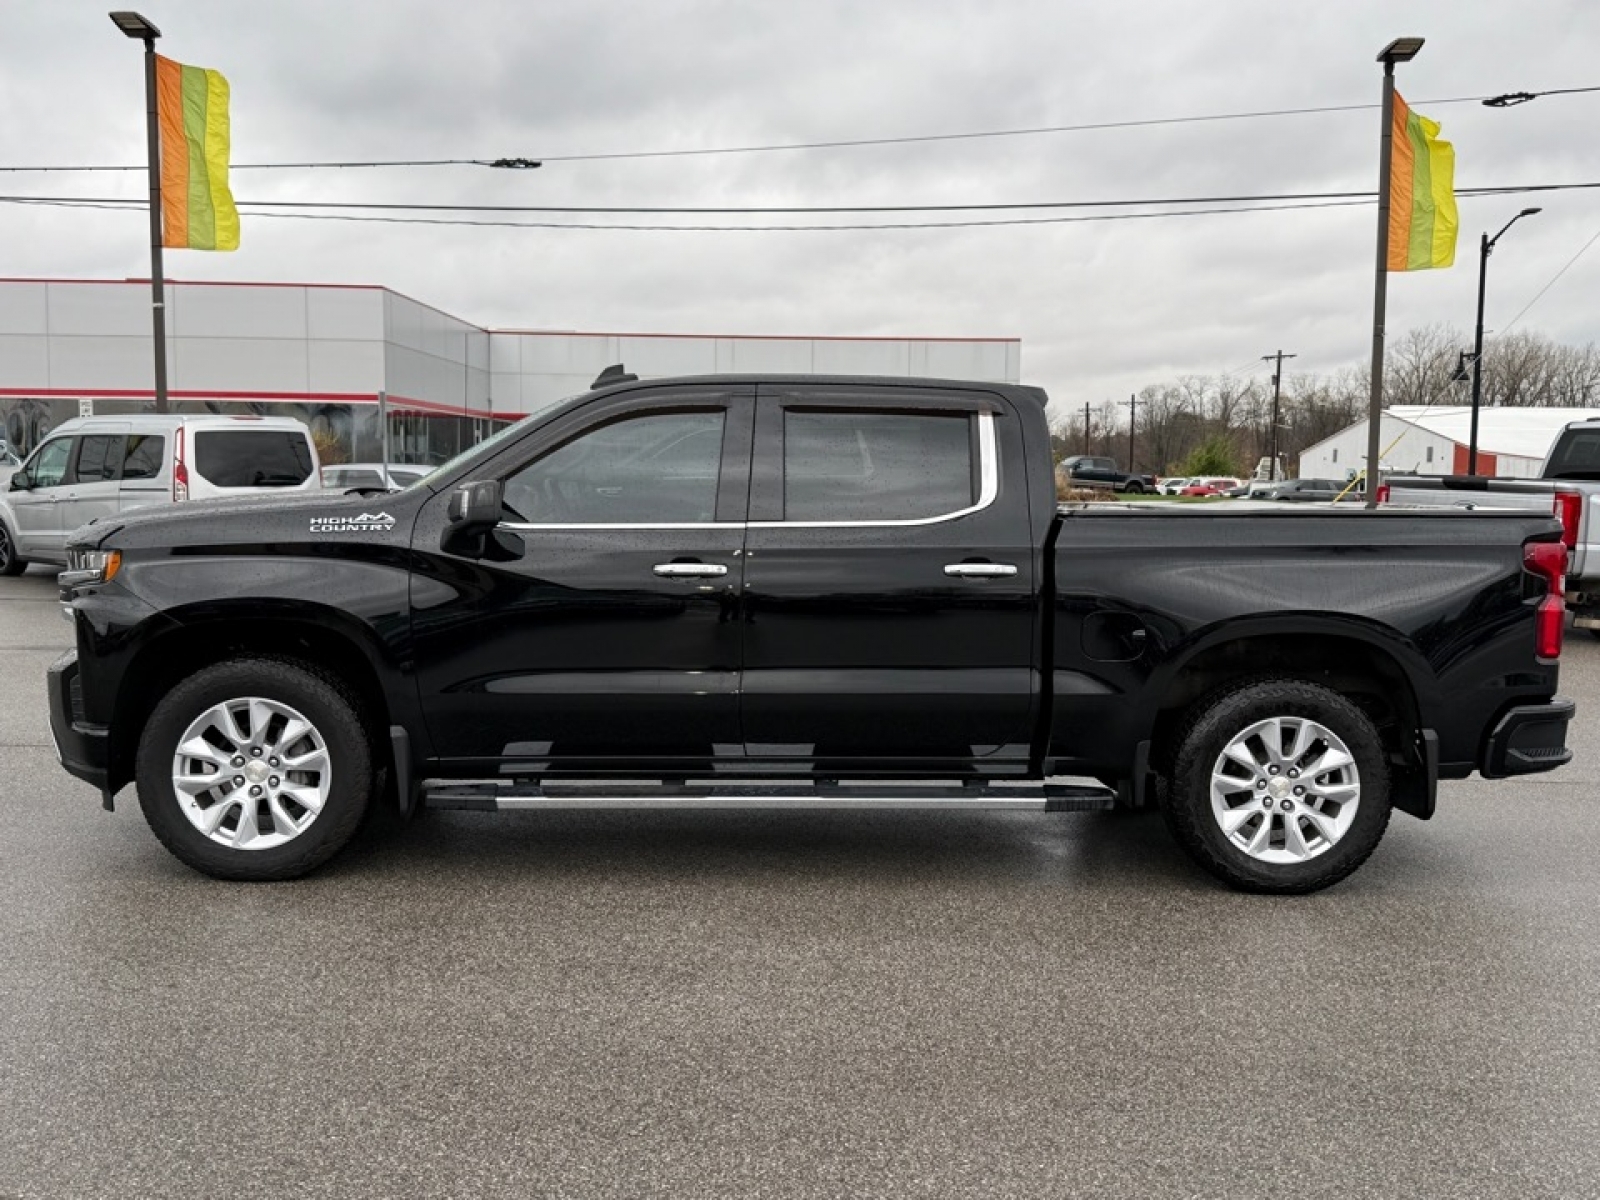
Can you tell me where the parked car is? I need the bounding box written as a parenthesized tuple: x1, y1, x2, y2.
(1158, 476, 1195, 496)
(1258, 479, 1360, 502)
(322, 463, 430, 491)
(0, 442, 20, 493)
(0, 414, 320, 575)
(1058, 455, 1156, 493)
(1179, 477, 1243, 497)
(1385, 418, 1600, 633)
(50, 371, 1574, 894)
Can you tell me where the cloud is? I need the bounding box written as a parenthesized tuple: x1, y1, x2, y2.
(6, 0, 1598, 421)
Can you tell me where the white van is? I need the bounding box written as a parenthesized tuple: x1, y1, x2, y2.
(0, 414, 321, 574)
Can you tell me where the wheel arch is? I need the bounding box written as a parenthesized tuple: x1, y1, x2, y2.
(1145, 618, 1436, 817)
(107, 603, 404, 795)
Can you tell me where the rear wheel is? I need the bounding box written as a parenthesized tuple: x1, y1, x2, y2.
(1121, 481, 1145, 495)
(1160, 678, 1391, 893)
(135, 658, 373, 880)
(0, 520, 25, 576)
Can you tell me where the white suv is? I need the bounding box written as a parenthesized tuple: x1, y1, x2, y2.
(0, 414, 321, 574)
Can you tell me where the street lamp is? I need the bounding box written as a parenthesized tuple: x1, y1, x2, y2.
(108, 12, 169, 413)
(1467, 207, 1542, 473)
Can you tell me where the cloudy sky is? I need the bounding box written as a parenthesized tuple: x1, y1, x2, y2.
(5, 0, 1598, 419)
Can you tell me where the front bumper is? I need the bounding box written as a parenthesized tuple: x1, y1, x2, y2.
(1480, 697, 1575, 779)
(47, 649, 113, 808)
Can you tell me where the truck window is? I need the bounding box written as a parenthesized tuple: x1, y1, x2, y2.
(1547, 429, 1600, 480)
(193, 431, 313, 487)
(782, 410, 975, 522)
(502, 409, 725, 524)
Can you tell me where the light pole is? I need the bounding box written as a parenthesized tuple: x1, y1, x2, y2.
(1364, 36, 1425, 507)
(109, 11, 169, 414)
(1467, 207, 1542, 473)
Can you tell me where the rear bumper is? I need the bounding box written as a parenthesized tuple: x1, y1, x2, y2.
(1480, 697, 1575, 779)
(47, 649, 113, 807)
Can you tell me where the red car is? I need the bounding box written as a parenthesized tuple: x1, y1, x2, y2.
(1178, 476, 1241, 497)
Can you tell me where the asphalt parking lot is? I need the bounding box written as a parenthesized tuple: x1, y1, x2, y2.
(3, 564, 1598, 1199)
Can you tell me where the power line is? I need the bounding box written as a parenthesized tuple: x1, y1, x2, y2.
(3, 180, 1597, 217)
(0, 193, 1379, 231)
(1497, 226, 1600, 334)
(4, 85, 1594, 174)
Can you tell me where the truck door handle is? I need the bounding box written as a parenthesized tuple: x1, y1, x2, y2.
(653, 562, 729, 578)
(944, 563, 1018, 578)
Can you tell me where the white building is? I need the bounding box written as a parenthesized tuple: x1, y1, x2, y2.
(1297, 405, 1600, 480)
(0, 277, 1020, 465)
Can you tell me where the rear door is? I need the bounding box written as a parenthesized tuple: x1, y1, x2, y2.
(116, 431, 170, 514)
(189, 426, 317, 497)
(739, 384, 1038, 768)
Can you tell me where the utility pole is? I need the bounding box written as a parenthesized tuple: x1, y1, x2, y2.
(1082, 401, 1092, 455)
(1119, 393, 1136, 471)
(1262, 350, 1297, 481)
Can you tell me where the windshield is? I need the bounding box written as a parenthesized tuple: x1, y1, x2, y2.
(418, 413, 542, 490)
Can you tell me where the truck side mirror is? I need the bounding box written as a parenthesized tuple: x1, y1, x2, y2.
(9, 471, 30, 492)
(442, 479, 505, 557)
(446, 480, 503, 530)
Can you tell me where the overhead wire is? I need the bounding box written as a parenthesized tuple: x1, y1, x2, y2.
(1496, 228, 1600, 334)
(1, 84, 1593, 174)
(0, 193, 1379, 231)
(2, 181, 1597, 218)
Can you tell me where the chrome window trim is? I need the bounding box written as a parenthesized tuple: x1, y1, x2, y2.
(499, 520, 744, 531)
(495, 411, 997, 533)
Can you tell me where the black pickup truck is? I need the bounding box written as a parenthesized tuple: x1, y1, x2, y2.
(48, 372, 1574, 892)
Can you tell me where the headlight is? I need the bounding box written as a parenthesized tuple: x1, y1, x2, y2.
(61, 549, 122, 589)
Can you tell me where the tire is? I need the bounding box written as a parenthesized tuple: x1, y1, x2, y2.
(135, 658, 374, 881)
(0, 520, 25, 577)
(1122, 481, 1145, 495)
(1159, 677, 1391, 894)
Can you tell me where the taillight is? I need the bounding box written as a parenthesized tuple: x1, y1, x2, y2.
(1524, 540, 1568, 661)
(1552, 490, 1581, 551)
(1375, 484, 1391, 505)
(173, 425, 189, 502)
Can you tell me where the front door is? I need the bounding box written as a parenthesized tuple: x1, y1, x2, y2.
(739, 385, 1039, 770)
(8, 435, 75, 561)
(412, 387, 754, 773)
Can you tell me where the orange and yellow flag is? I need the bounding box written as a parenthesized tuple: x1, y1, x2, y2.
(155, 55, 240, 251)
(1387, 91, 1457, 271)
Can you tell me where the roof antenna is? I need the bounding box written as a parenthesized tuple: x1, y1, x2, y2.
(591, 363, 638, 388)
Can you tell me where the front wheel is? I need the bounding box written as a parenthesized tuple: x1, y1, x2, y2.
(136, 658, 374, 880)
(1160, 678, 1391, 893)
(0, 520, 25, 576)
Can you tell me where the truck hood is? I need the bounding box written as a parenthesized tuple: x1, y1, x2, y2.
(69, 488, 428, 551)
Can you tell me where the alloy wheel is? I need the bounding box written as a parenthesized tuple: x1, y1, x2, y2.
(169, 697, 333, 850)
(1208, 715, 1361, 864)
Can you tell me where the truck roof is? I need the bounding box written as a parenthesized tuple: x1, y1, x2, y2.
(586, 373, 1049, 407)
